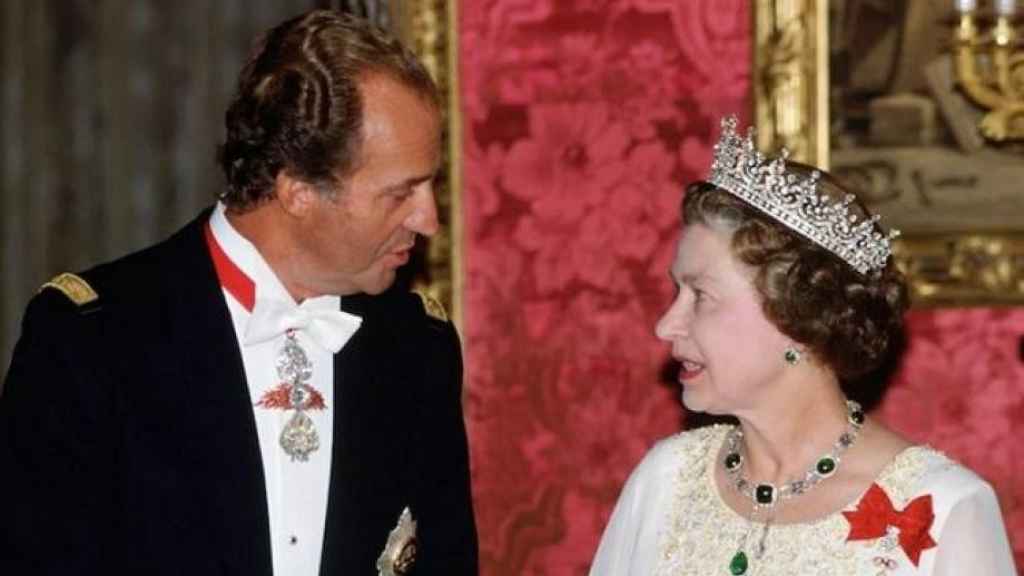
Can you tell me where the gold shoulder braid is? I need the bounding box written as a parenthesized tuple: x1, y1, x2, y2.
(412, 289, 448, 323)
(40, 273, 99, 306)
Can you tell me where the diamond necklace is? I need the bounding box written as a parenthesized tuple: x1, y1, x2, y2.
(723, 399, 865, 575)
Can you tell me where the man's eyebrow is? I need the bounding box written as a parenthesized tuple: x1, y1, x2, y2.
(383, 172, 436, 192)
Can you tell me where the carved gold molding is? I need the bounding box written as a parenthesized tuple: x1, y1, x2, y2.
(753, 0, 828, 167)
(894, 233, 1024, 306)
(953, 12, 1024, 142)
(753, 0, 1024, 305)
(393, 0, 462, 326)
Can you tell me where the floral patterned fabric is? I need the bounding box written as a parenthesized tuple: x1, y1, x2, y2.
(457, 1, 1024, 573)
(459, 1, 750, 573)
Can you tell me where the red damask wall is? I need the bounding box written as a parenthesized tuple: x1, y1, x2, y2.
(458, 2, 1023, 574)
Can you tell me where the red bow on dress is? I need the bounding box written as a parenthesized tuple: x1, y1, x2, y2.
(843, 483, 937, 566)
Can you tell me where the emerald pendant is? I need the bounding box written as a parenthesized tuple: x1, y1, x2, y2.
(729, 551, 749, 575)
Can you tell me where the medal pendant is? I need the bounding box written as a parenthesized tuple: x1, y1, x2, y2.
(280, 410, 319, 461)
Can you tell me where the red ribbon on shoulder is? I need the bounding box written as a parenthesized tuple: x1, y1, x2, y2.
(843, 483, 937, 566)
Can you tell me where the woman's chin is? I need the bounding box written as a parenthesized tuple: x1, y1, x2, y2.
(682, 390, 735, 417)
(680, 389, 709, 413)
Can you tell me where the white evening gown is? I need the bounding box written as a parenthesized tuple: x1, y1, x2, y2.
(590, 425, 1017, 576)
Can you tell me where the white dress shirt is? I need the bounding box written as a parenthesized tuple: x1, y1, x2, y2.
(209, 202, 339, 576)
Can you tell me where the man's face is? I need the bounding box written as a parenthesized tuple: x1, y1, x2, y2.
(297, 74, 441, 296)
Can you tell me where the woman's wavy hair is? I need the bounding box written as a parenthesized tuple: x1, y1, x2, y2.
(682, 163, 908, 380)
(217, 10, 439, 210)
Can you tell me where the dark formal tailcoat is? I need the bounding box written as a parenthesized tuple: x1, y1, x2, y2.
(0, 210, 478, 575)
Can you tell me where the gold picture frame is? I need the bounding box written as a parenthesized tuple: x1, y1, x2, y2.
(753, 0, 1024, 306)
(391, 0, 463, 326)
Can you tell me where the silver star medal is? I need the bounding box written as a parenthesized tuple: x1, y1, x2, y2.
(377, 507, 418, 576)
(277, 331, 319, 461)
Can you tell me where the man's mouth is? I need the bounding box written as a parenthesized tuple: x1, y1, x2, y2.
(387, 243, 415, 265)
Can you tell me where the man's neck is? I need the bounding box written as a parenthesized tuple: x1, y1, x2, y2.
(224, 204, 314, 303)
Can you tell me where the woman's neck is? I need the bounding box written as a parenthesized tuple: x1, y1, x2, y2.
(732, 374, 851, 485)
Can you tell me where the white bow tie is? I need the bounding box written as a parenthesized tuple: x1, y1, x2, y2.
(244, 297, 362, 353)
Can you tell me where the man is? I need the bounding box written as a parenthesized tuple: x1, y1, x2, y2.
(0, 10, 477, 576)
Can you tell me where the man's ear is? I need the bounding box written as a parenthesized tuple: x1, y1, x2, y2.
(274, 171, 318, 218)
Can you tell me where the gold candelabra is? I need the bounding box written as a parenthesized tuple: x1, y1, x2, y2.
(953, 0, 1024, 140)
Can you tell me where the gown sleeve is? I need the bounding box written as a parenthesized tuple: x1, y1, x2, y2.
(930, 480, 1017, 576)
(589, 436, 685, 576)
(589, 461, 646, 575)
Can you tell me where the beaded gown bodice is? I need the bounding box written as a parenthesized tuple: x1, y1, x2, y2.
(659, 426, 938, 575)
(590, 425, 1017, 576)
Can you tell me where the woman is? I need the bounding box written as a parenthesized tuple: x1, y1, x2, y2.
(590, 117, 1017, 575)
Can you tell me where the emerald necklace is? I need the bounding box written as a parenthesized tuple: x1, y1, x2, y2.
(722, 400, 865, 575)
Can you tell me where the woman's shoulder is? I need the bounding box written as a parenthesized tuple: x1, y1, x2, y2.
(650, 423, 731, 458)
(631, 424, 732, 480)
(878, 445, 996, 509)
(875, 446, 1015, 572)
(605, 424, 731, 530)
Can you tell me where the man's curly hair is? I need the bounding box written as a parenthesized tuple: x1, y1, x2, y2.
(217, 10, 439, 210)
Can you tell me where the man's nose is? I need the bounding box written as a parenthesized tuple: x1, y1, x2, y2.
(406, 187, 439, 237)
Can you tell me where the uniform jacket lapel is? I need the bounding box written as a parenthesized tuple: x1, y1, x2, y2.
(319, 294, 418, 575)
(166, 213, 274, 575)
(319, 295, 373, 574)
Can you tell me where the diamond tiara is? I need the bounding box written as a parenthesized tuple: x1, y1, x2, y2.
(707, 116, 899, 275)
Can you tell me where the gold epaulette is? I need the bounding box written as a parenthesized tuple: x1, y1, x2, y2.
(412, 289, 448, 323)
(40, 272, 99, 306)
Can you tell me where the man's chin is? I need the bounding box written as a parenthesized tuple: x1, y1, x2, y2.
(356, 270, 397, 296)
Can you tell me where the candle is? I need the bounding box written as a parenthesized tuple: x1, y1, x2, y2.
(955, 0, 977, 12)
(996, 0, 1016, 15)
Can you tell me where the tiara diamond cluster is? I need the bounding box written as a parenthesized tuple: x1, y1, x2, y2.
(708, 116, 899, 275)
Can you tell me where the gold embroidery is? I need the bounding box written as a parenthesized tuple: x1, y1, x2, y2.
(40, 273, 98, 306)
(413, 289, 448, 322)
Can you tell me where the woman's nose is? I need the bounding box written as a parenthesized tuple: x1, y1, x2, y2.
(655, 297, 689, 342)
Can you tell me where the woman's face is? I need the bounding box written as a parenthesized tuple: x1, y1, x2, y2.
(655, 223, 794, 415)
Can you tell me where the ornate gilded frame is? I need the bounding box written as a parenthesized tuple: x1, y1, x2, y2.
(753, 0, 1024, 306)
(391, 0, 463, 325)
